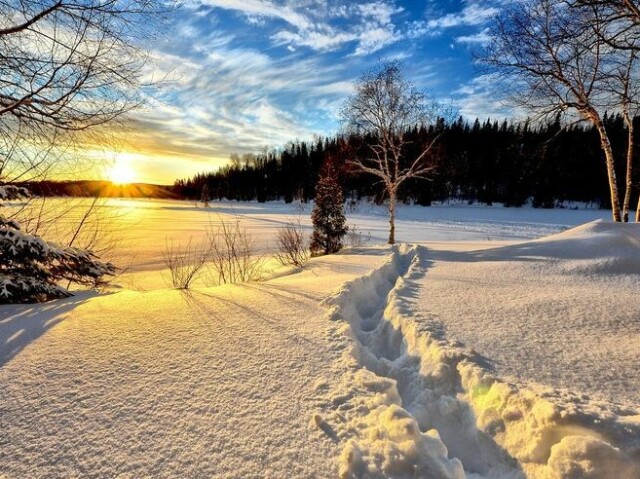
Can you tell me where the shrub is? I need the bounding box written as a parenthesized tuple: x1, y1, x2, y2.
(275, 218, 309, 267)
(208, 217, 264, 285)
(162, 238, 208, 290)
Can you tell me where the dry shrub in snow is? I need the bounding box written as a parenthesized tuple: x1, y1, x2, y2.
(208, 218, 264, 285)
(346, 224, 371, 247)
(275, 218, 309, 267)
(163, 218, 263, 289)
(162, 238, 208, 290)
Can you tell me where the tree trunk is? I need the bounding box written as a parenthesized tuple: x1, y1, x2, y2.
(592, 115, 622, 222)
(622, 114, 634, 223)
(636, 195, 640, 222)
(388, 191, 396, 245)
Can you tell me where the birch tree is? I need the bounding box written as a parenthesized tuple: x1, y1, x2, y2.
(575, 0, 640, 220)
(340, 62, 440, 244)
(482, 0, 640, 222)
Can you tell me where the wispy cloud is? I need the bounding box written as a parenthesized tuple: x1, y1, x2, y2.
(126, 16, 354, 180)
(197, 0, 406, 56)
(428, 4, 499, 30)
(452, 74, 515, 120)
(456, 27, 491, 45)
(198, 0, 312, 29)
(409, 1, 501, 39)
(101, 1, 507, 183)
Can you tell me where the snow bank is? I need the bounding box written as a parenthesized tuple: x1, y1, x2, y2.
(319, 240, 640, 478)
(479, 219, 640, 275)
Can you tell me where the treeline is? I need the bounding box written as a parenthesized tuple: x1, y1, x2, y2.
(173, 115, 640, 209)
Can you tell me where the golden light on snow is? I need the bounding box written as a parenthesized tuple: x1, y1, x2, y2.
(108, 156, 137, 185)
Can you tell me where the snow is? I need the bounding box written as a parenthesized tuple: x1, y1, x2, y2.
(417, 221, 640, 407)
(5, 198, 611, 290)
(0, 251, 389, 478)
(0, 198, 638, 478)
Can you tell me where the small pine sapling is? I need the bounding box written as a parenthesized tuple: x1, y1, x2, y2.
(310, 168, 348, 256)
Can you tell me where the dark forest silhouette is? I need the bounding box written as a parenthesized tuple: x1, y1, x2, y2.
(174, 114, 640, 210)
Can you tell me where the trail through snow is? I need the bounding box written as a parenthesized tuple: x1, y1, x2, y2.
(319, 237, 639, 478)
(1, 204, 639, 478)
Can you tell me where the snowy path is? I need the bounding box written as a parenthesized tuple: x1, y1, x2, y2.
(319, 238, 639, 478)
(0, 252, 387, 478)
(320, 246, 522, 478)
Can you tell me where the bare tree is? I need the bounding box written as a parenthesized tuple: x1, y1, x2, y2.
(341, 62, 441, 244)
(482, 0, 640, 222)
(0, 1, 172, 302)
(606, 50, 640, 222)
(574, 0, 640, 221)
(0, 0, 171, 182)
(575, 0, 640, 49)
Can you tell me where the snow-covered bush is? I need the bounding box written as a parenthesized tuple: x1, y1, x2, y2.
(310, 169, 348, 256)
(0, 186, 115, 304)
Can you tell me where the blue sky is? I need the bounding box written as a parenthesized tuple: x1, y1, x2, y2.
(120, 0, 507, 184)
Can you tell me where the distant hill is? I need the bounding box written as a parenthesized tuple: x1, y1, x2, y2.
(14, 180, 177, 199)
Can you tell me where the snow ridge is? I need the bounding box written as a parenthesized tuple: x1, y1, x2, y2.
(319, 245, 639, 478)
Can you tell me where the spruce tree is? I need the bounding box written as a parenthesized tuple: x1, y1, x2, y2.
(310, 168, 348, 255)
(0, 186, 115, 304)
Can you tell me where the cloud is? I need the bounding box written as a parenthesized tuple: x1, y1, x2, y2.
(198, 0, 312, 29)
(452, 74, 516, 120)
(271, 27, 357, 52)
(126, 16, 356, 181)
(105, 1, 511, 183)
(197, 0, 406, 56)
(352, 25, 400, 56)
(410, 1, 502, 39)
(456, 28, 491, 45)
(428, 4, 499, 30)
(357, 1, 404, 25)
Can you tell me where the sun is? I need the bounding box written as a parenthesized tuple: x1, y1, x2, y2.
(108, 158, 137, 185)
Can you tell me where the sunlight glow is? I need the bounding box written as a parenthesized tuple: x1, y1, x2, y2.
(108, 157, 137, 185)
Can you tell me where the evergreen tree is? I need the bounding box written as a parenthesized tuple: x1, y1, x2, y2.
(0, 186, 115, 304)
(310, 168, 348, 256)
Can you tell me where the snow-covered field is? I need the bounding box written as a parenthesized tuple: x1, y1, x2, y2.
(1, 199, 638, 478)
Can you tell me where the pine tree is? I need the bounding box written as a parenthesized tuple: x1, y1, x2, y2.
(310, 168, 348, 256)
(0, 186, 115, 304)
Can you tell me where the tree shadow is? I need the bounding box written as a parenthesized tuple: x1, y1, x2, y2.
(181, 289, 325, 349)
(0, 293, 97, 367)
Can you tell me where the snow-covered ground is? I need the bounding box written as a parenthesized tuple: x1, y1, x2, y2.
(8, 198, 610, 289)
(1, 199, 638, 478)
